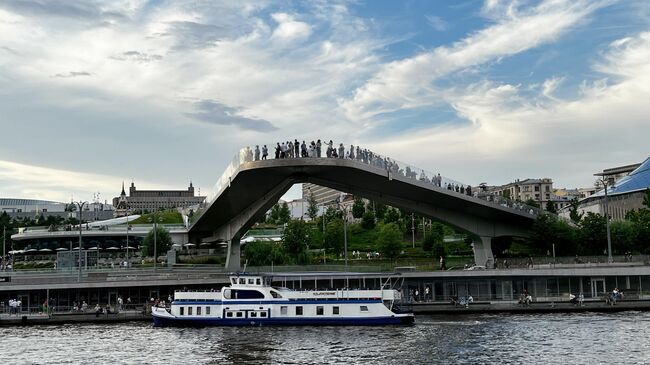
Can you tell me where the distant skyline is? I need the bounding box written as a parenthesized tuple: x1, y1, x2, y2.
(1, 0, 649, 203)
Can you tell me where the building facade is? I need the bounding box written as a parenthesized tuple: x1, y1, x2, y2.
(488, 178, 554, 209)
(112, 182, 205, 216)
(302, 183, 342, 205)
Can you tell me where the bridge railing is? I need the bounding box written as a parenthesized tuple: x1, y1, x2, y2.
(190, 143, 544, 226)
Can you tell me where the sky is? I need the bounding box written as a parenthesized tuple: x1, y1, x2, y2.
(1, 0, 649, 204)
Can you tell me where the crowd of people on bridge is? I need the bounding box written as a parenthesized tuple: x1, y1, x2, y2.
(239, 140, 534, 214)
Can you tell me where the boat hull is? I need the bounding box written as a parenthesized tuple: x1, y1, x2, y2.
(152, 313, 414, 327)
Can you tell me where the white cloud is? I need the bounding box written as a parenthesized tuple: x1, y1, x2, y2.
(271, 12, 312, 41)
(341, 0, 609, 123)
(369, 31, 650, 189)
(425, 15, 447, 31)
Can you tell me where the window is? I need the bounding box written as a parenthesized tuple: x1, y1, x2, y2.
(281, 306, 288, 315)
(534, 186, 540, 192)
(239, 278, 246, 284)
(333, 306, 340, 315)
(226, 312, 233, 318)
(179, 307, 185, 315)
(236, 312, 243, 318)
(206, 307, 211, 315)
(256, 278, 261, 285)
(196, 307, 202, 315)
(250, 312, 257, 318)
(188, 307, 193, 315)
(260, 312, 267, 318)
(248, 278, 255, 284)
(296, 306, 303, 315)
(270, 290, 283, 298)
(231, 278, 237, 284)
(316, 306, 324, 315)
(360, 306, 368, 312)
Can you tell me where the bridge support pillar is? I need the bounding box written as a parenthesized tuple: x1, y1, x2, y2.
(473, 236, 494, 269)
(225, 238, 241, 271)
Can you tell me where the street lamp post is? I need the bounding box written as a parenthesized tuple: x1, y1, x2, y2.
(125, 210, 129, 269)
(594, 174, 614, 263)
(411, 213, 415, 248)
(336, 196, 348, 271)
(76, 201, 88, 282)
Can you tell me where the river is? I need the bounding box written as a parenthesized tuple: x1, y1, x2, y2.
(2, 312, 649, 364)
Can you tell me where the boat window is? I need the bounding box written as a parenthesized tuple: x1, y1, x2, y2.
(226, 312, 233, 318)
(239, 278, 246, 284)
(333, 306, 340, 315)
(250, 312, 257, 318)
(236, 312, 243, 318)
(260, 312, 267, 318)
(248, 278, 255, 284)
(270, 290, 283, 298)
(296, 306, 303, 316)
(231, 278, 237, 284)
(179, 307, 185, 316)
(188, 307, 193, 315)
(316, 306, 324, 315)
(232, 289, 265, 299)
(360, 306, 368, 312)
(280, 306, 288, 315)
(223, 289, 231, 299)
(206, 307, 211, 315)
(196, 307, 202, 315)
(256, 278, 261, 285)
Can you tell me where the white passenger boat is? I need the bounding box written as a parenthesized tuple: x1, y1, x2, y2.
(152, 274, 414, 326)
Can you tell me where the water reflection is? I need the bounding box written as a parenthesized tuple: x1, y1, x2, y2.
(1, 313, 650, 364)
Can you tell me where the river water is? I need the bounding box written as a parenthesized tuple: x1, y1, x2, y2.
(2, 312, 650, 364)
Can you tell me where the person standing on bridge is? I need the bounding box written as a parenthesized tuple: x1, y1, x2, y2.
(275, 143, 280, 159)
(294, 139, 300, 157)
(349, 145, 355, 160)
(254, 145, 260, 161)
(262, 145, 268, 160)
(338, 143, 345, 159)
(316, 139, 322, 157)
(301, 141, 307, 157)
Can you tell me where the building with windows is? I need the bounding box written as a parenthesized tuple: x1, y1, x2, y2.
(575, 157, 649, 221)
(488, 178, 554, 209)
(112, 182, 206, 217)
(302, 183, 342, 205)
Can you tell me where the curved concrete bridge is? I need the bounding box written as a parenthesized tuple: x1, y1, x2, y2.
(189, 152, 540, 270)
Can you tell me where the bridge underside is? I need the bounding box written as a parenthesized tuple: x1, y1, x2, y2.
(189, 159, 535, 270)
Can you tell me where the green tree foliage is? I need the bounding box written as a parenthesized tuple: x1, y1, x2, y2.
(141, 226, 172, 257)
(545, 200, 557, 214)
(352, 198, 365, 219)
(569, 198, 583, 224)
(281, 220, 310, 264)
(643, 188, 650, 208)
(307, 193, 319, 220)
(360, 211, 376, 230)
(578, 212, 607, 255)
(422, 222, 444, 252)
(374, 202, 387, 220)
(377, 223, 402, 261)
(323, 219, 344, 255)
(529, 213, 577, 255)
(267, 203, 280, 224)
(244, 241, 287, 266)
(278, 202, 291, 225)
(524, 198, 541, 208)
(383, 207, 400, 224)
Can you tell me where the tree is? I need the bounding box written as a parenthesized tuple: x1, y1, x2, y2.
(374, 202, 387, 220)
(278, 202, 291, 225)
(244, 241, 287, 266)
(524, 198, 540, 208)
(141, 226, 172, 257)
(383, 207, 400, 224)
(268, 203, 280, 223)
(578, 212, 607, 255)
(643, 188, 650, 208)
(352, 198, 365, 219)
(307, 193, 319, 220)
(422, 222, 444, 252)
(545, 200, 557, 214)
(529, 213, 577, 255)
(360, 211, 376, 230)
(377, 223, 402, 261)
(569, 198, 583, 224)
(281, 219, 310, 264)
(323, 219, 344, 255)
